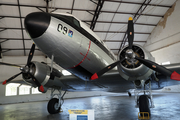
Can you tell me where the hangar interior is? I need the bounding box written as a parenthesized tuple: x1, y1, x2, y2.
(0, 0, 180, 119)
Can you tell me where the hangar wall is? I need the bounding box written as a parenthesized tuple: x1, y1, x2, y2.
(144, 0, 180, 64)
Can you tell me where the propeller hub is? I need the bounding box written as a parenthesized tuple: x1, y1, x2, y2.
(20, 66, 29, 73)
(125, 49, 135, 60)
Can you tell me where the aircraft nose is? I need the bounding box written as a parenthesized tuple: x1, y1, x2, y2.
(24, 12, 51, 39)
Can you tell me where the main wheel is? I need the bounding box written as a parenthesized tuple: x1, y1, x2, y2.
(47, 98, 60, 114)
(139, 95, 150, 116)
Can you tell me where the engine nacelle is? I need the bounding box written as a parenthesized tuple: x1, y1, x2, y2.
(117, 44, 154, 81)
(22, 61, 63, 87)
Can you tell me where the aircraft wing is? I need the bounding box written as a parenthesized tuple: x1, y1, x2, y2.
(2, 63, 180, 93)
(59, 63, 180, 92)
(59, 71, 134, 92)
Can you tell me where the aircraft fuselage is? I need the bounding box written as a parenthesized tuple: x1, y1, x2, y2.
(25, 12, 116, 80)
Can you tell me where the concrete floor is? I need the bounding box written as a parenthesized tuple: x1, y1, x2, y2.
(0, 92, 180, 120)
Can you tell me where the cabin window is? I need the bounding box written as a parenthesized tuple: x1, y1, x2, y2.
(65, 16, 74, 22)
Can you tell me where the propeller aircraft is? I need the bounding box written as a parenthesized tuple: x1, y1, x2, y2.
(1, 12, 180, 116)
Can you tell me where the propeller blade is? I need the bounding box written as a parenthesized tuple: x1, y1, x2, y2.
(28, 73, 44, 92)
(90, 58, 125, 80)
(127, 17, 134, 49)
(135, 56, 180, 81)
(0, 62, 21, 68)
(27, 43, 35, 66)
(2, 72, 22, 85)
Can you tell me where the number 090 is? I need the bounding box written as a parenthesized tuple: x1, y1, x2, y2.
(57, 24, 68, 35)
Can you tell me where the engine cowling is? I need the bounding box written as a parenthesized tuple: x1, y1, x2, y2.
(117, 44, 154, 81)
(22, 61, 63, 88)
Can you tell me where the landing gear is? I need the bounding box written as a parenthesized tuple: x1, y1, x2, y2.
(48, 98, 60, 114)
(47, 88, 66, 114)
(134, 80, 154, 116)
(128, 89, 134, 97)
(128, 91, 132, 97)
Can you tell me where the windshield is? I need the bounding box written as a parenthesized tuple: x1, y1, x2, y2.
(51, 14, 80, 28)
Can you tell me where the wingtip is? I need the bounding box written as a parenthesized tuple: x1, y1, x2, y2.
(2, 80, 7, 85)
(90, 73, 98, 80)
(171, 71, 180, 81)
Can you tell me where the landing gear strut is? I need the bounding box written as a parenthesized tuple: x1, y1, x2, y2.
(47, 88, 66, 114)
(128, 91, 132, 97)
(134, 80, 154, 116)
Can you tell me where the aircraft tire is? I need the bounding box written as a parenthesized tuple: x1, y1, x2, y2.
(139, 95, 150, 116)
(47, 98, 60, 114)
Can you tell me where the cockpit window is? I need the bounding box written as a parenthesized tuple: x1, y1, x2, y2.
(73, 18, 80, 27)
(51, 14, 80, 28)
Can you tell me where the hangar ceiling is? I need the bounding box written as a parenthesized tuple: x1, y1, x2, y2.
(0, 0, 177, 57)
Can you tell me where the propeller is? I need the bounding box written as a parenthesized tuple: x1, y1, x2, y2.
(90, 17, 180, 81)
(0, 43, 44, 92)
(2, 72, 22, 85)
(28, 73, 44, 92)
(135, 56, 180, 81)
(27, 43, 35, 66)
(126, 17, 180, 81)
(127, 17, 134, 49)
(90, 58, 125, 80)
(90, 17, 134, 80)
(127, 17, 180, 81)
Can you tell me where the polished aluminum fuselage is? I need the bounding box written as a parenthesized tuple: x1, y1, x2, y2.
(33, 16, 116, 80)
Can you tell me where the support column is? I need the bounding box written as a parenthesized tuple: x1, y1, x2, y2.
(90, 0, 104, 30)
(0, 43, 2, 58)
(44, 0, 52, 13)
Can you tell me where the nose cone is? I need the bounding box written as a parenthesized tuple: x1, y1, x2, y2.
(24, 12, 51, 38)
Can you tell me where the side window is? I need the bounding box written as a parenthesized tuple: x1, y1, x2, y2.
(73, 18, 80, 27)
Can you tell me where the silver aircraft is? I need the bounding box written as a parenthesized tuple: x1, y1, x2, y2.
(1, 12, 180, 116)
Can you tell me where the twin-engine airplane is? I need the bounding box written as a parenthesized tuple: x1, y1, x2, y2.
(1, 12, 180, 116)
